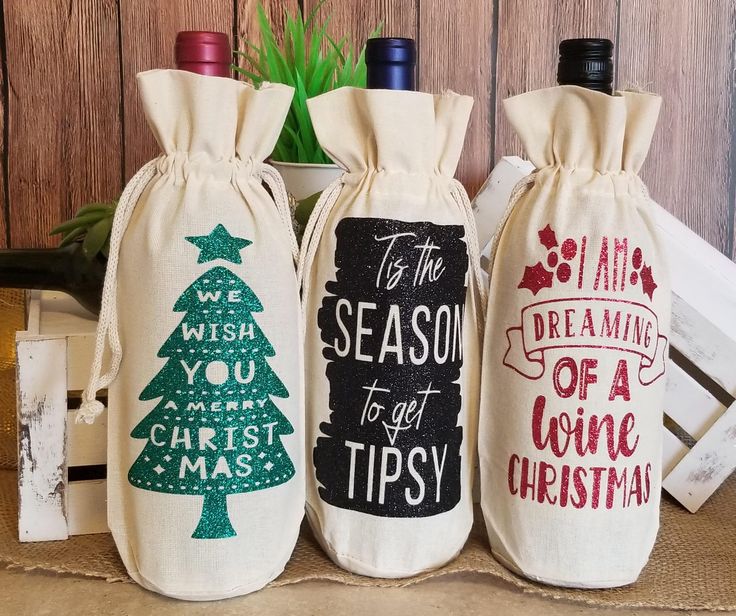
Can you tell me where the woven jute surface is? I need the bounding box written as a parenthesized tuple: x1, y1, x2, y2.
(1, 468, 734, 610)
(0, 289, 23, 472)
(1, 291, 734, 609)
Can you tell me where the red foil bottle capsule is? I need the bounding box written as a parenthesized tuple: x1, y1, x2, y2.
(175, 31, 231, 78)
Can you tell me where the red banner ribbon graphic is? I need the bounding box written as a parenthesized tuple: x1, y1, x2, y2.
(503, 297, 668, 385)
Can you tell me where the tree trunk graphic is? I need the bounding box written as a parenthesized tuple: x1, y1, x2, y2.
(193, 493, 236, 539)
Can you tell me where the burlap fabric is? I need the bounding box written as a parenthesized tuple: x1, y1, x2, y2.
(0, 290, 734, 609)
(0, 469, 734, 610)
(0, 289, 23, 471)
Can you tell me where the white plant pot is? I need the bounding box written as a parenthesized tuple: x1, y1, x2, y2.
(269, 160, 343, 201)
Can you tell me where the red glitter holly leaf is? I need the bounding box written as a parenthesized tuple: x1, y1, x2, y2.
(640, 263, 658, 300)
(518, 262, 553, 295)
(538, 224, 558, 250)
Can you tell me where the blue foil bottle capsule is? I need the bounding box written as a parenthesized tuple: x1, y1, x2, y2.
(366, 37, 416, 91)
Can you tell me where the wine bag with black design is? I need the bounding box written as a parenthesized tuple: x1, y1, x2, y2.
(479, 85, 670, 587)
(77, 70, 303, 600)
(300, 87, 485, 577)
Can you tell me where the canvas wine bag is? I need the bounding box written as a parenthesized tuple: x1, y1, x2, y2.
(479, 86, 669, 587)
(77, 70, 303, 600)
(300, 87, 485, 577)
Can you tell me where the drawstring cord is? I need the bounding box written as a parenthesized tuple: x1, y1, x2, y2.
(450, 179, 489, 332)
(296, 176, 345, 321)
(257, 162, 300, 266)
(76, 159, 159, 424)
(485, 172, 538, 279)
(76, 159, 301, 425)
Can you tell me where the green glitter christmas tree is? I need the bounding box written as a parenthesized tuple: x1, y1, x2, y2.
(128, 225, 295, 539)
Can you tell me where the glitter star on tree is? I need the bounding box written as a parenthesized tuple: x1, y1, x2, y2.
(186, 224, 252, 264)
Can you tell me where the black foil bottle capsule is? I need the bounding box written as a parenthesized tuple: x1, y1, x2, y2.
(557, 38, 614, 95)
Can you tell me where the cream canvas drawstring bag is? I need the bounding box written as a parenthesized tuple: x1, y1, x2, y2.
(479, 86, 670, 588)
(300, 87, 485, 578)
(77, 70, 303, 600)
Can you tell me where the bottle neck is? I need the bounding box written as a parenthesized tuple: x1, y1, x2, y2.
(0, 246, 104, 313)
(0, 248, 69, 290)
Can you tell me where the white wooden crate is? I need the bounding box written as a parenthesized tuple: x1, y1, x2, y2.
(475, 157, 736, 513)
(16, 290, 108, 541)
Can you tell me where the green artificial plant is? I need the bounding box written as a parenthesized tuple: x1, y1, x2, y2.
(234, 1, 380, 164)
(49, 201, 117, 261)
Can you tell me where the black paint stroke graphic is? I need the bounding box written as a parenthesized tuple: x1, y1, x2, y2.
(315, 217, 468, 517)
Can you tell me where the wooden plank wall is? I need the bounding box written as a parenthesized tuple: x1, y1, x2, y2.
(1, 0, 735, 260)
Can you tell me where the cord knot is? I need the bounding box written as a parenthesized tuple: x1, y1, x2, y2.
(76, 399, 105, 425)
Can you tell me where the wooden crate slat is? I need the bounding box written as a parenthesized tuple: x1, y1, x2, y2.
(670, 293, 736, 396)
(25, 290, 41, 334)
(66, 409, 107, 468)
(662, 399, 736, 513)
(66, 480, 108, 536)
(16, 336, 69, 541)
(654, 204, 736, 344)
(662, 425, 689, 476)
(39, 291, 98, 335)
(664, 361, 726, 440)
(66, 333, 97, 392)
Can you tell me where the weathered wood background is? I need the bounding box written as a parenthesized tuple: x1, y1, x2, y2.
(1, 0, 734, 260)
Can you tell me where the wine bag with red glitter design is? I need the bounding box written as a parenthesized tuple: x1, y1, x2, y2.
(479, 86, 670, 588)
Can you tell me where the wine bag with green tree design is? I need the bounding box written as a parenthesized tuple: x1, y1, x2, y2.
(78, 70, 303, 600)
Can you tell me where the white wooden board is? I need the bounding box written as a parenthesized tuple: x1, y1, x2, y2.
(669, 293, 736, 396)
(67, 480, 108, 535)
(664, 362, 725, 441)
(661, 427, 688, 477)
(663, 400, 736, 512)
(654, 205, 736, 361)
(17, 291, 108, 541)
(16, 336, 68, 542)
(66, 408, 107, 467)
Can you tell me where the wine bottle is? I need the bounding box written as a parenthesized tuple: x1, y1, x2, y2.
(557, 38, 613, 94)
(0, 244, 105, 314)
(366, 37, 416, 91)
